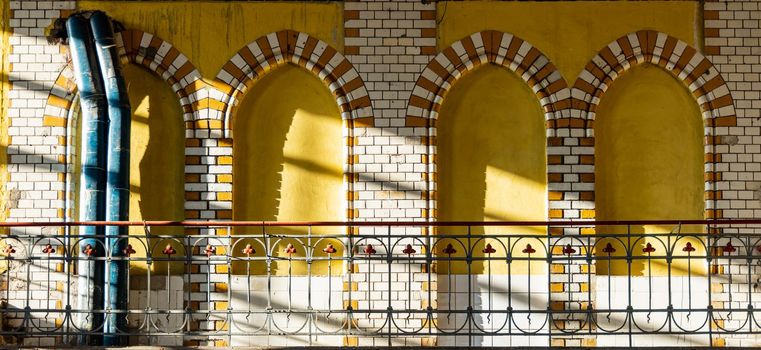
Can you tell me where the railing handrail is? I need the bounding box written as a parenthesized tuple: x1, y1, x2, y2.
(0, 218, 760, 227)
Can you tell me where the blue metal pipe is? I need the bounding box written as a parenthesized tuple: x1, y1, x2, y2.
(66, 14, 107, 345)
(90, 11, 131, 346)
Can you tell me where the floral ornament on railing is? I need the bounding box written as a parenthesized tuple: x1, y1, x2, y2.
(3, 244, 15, 257)
(204, 244, 216, 257)
(123, 244, 136, 257)
(363, 244, 376, 255)
(643, 243, 656, 254)
(723, 242, 736, 254)
(602, 242, 616, 254)
(242, 244, 255, 255)
(403, 244, 416, 255)
(284, 243, 297, 255)
(82, 244, 95, 257)
(682, 242, 696, 253)
(562, 244, 576, 255)
(443, 243, 457, 255)
(522, 244, 536, 254)
(162, 244, 176, 256)
(42, 244, 55, 255)
(323, 244, 336, 254)
(482, 243, 496, 254)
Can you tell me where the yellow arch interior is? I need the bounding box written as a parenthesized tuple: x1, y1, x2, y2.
(595, 64, 705, 276)
(437, 64, 547, 275)
(232, 64, 343, 276)
(123, 64, 186, 274)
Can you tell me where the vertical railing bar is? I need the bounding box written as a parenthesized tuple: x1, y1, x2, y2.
(547, 223, 552, 347)
(307, 225, 313, 346)
(426, 226, 433, 337)
(667, 231, 673, 335)
(25, 236, 32, 339)
(387, 224, 392, 346)
(746, 230, 753, 335)
(467, 224, 473, 347)
(264, 224, 272, 336)
(65, 231, 73, 344)
(183, 232, 191, 340)
(146, 226, 153, 346)
(585, 234, 592, 336)
(706, 222, 713, 348)
(347, 228, 354, 338)
(227, 226, 233, 347)
(627, 224, 632, 347)
(507, 235, 512, 343)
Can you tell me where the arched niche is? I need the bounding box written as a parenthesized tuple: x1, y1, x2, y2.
(232, 64, 343, 276)
(437, 64, 548, 275)
(595, 64, 705, 276)
(125, 64, 187, 274)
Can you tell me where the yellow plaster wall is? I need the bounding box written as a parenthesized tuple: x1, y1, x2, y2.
(123, 64, 186, 274)
(77, 1, 343, 79)
(437, 64, 547, 275)
(437, 1, 698, 81)
(595, 64, 705, 276)
(233, 64, 343, 276)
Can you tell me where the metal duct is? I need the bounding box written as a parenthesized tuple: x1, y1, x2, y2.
(90, 11, 131, 346)
(65, 14, 108, 345)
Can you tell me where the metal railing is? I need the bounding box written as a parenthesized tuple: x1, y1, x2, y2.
(0, 219, 760, 347)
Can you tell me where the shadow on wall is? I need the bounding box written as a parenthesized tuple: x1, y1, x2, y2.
(436, 64, 548, 275)
(232, 63, 343, 276)
(594, 64, 705, 277)
(123, 64, 186, 275)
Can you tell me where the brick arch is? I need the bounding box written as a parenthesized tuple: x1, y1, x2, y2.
(211, 30, 374, 136)
(572, 30, 736, 130)
(404, 31, 570, 222)
(573, 30, 736, 220)
(43, 30, 199, 222)
(404, 30, 571, 128)
(44, 29, 200, 129)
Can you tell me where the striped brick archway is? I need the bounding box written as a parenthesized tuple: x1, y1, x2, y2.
(208, 30, 374, 222)
(572, 30, 737, 220)
(405, 30, 570, 127)
(44, 29, 201, 129)
(403, 30, 571, 221)
(210, 30, 375, 136)
(43, 30, 198, 221)
(573, 30, 736, 130)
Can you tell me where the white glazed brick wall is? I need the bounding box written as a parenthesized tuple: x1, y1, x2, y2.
(345, 0, 435, 222)
(343, 1, 436, 346)
(6, 0, 74, 227)
(704, 0, 761, 220)
(704, 1, 761, 346)
(4, 1, 74, 347)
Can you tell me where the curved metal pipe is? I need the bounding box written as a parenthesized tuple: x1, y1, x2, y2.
(90, 11, 131, 346)
(66, 14, 108, 345)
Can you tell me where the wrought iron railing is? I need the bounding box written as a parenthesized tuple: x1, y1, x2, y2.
(0, 219, 760, 347)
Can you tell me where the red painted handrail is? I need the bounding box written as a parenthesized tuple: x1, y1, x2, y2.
(0, 219, 758, 227)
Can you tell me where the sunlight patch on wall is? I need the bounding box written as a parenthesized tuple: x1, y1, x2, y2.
(233, 64, 343, 276)
(437, 64, 547, 275)
(595, 64, 705, 277)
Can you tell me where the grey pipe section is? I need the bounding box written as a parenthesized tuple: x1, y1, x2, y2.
(90, 11, 131, 346)
(66, 14, 107, 345)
